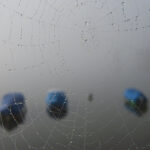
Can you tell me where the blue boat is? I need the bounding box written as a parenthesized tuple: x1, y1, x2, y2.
(45, 90, 68, 111)
(124, 88, 145, 104)
(124, 88, 148, 116)
(0, 93, 25, 115)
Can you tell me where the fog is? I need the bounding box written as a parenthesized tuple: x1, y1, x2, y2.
(0, 0, 150, 150)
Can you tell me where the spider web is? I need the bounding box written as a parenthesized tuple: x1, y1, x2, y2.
(0, 0, 150, 150)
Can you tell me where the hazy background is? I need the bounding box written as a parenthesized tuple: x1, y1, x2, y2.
(0, 0, 150, 150)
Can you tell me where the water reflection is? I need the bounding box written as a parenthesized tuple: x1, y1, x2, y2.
(46, 105, 68, 119)
(124, 97, 148, 116)
(0, 105, 27, 131)
(0, 93, 27, 131)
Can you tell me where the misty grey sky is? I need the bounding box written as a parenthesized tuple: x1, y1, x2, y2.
(0, 0, 150, 94)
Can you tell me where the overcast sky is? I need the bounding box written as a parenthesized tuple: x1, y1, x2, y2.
(0, 0, 150, 94)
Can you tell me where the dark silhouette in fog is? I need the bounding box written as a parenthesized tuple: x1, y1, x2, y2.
(88, 93, 93, 101)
